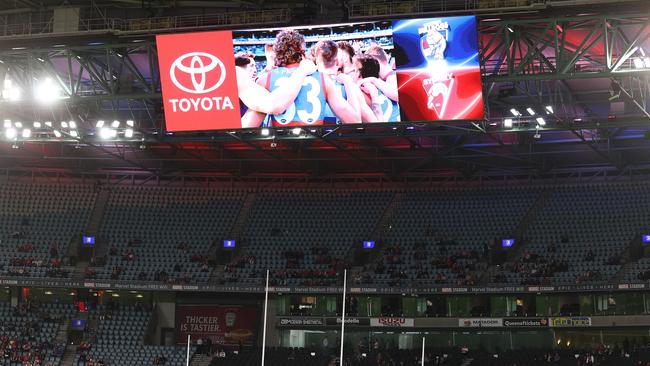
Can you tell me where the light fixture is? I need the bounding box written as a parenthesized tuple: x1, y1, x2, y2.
(33, 122, 41, 128)
(536, 117, 546, 126)
(507, 26, 514, 33)
(111, 120, 120, 128)
(260, 128, 270, 136)
(503, 118, 513, 128)
(14, 122, 22, 128)
(126, 120, 134, 127)
(99, 127, 113, 139)
(45, 121, 52, 127)
(3, 120, 11, 128)
(2, 79, 21, 101)
(96, 120, 105, 128)
(633, 58, 645, 69)
(292, 127, 302, 135)
(70, 130, 79, 137)
(526, 107, 536, 116)
(124, 128, 134, 138)
(644, 57, 650, 68)
(510, 108, 521, 117)
(5, 128, 16, 139)
(61, 121, 68, 128)
(545, 106, 553, 114)
(53, 130, 62, 138)
(21, 129, 31, 138)
(34, 77, 61, 104)
(69, 121, 77, 129)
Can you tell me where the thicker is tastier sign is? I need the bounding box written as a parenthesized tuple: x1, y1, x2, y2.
(156, 31, 241, 132)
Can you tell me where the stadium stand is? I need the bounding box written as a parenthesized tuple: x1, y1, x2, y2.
(233, 189, 394, 286)
(492, 182, 650, 286)
(86, 187, 246, 283)
(0, 182, 96, 279)
(0, 301, 66, 366)
(356, 186, 541, 287)
(76, 303, 192, 366)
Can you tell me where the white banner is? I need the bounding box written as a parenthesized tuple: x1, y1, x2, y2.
(459, 318, 503, 327)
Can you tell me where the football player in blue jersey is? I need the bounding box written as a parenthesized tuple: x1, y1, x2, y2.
(237, 56, 318, 127)
(312, 40, 362, 124)
(246, 30, 360, 128)
(354, 54, 401, 123)
(363, 44, 399, 104)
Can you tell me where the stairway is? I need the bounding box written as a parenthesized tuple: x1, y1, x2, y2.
(460, 358, 474, 366)
(70, 187, 111, 278)
(56, 319, 74, 366)
(207, 192, 256, 265)
(229, 191, 257, 240)
(478, 187, 554, 284)
(55, 319, 70, 344)
(370, 191, 404, 242)
(190, 354, 212, 366)
(60, 345, 77, 366)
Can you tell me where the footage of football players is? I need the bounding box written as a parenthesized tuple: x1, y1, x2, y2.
(247, 30, 361, 127)
(312, 40, 362, 124)
(355, 54, 400, 123)
(237, 57, 318, 127)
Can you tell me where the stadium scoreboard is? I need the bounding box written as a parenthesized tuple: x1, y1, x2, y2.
(156, 16, 483, 132)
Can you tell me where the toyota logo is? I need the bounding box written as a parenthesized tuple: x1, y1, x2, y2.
(170, 52, 226, 94)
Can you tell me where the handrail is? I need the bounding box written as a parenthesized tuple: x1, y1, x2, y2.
(0, 8, 291, 38)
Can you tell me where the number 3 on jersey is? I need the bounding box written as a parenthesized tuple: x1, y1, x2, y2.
(273, 76, 323, 125)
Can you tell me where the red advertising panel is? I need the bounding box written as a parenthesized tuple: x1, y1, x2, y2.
(175, 305, 258, 346)
(156, 31, 241, 132)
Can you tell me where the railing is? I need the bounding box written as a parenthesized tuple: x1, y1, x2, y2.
(348, 0, 643, 18)
(349, 0, 546, 18)
(0, 8, 291, 38)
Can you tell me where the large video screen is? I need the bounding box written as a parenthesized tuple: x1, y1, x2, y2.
(156, 16, 482, 132)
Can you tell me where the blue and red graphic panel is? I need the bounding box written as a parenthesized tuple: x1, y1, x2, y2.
(393, 16, 484, 121)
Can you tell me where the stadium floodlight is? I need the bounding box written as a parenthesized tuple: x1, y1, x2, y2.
(45, 121, 52, 127)
(70, 130, 79, 137)
(2, 79, 21, 101)
(536, 117, 546, 126)
(61, 121, 68, 128)
(34, 77, 61, 104)
(96, 120, 104, 128)
(509, 108, 521, 117)
(526, 107, 536, 116)
(33, 122, 41, 128)
(69, 121, 77, 129)
(21, 129, 31, 138)
(3, 120, 11, 128)
(633, 58, 645, 69)
(503, 118, 513, 128)
(292, 127, 302, 135)
(99, 127, 113, 139)
(5, 128, 16, 139)
(124, 128, 134, 138)
(545, 106, 554, 114)
(53, 130, 62, 138)
(111, 120, 120, 128)
(260, 128, 270, 136)
(126, 120, 134, 127)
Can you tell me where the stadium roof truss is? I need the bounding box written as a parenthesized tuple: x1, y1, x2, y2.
(0, 6, 648, 183)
